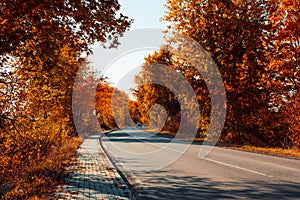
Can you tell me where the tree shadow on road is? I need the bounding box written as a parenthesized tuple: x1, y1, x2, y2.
(134, 171, 300, 200)
(102, 131, 206, 145)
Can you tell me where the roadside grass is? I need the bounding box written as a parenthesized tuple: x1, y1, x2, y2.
(2, 137, 82, 199)
(142, 129, 300, 158)
(231, 145, 300, 159)
(159, 131, 300, 158)
(136, 128, 300, 159)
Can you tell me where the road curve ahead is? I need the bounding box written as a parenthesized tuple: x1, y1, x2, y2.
(101, 128, 300, 200)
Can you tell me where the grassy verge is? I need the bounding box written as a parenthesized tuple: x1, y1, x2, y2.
(144, 129, 300, 158)
(230, 145, 300, 159)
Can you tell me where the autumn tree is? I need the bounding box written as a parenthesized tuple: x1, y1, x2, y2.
(128, 100, 144, 124)
(136, 0, 298, 146)
(0, 0, 131, 198)
(266, 0, 300, 148)
(0, 0, 131, 135)
(135, 52, 180, 134)
(95, 82, 134, 130)
(0, 0, 131, 57)
(135, 49, 207, 137)
(111, 89, 133, 127)
(0, 44, 83, 198)
(158, 0, 296, 146)
(95, 82, 116, 129)
(282, 94, 300, 148)
(72, 61, 101, 138)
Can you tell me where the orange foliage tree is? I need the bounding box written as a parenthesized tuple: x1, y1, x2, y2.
(135, 49, 210, 136)
(266, 0, 300, 148)
(95, 81, 134, 130)
(135, 0, 298, 147)
(0, 0, 131, 198)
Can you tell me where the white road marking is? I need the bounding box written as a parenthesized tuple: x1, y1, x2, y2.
(202, 157, 272, 177)
(108, 131, 273, 178)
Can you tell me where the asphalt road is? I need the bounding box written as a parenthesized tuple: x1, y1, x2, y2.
(101, 128, 300, 200)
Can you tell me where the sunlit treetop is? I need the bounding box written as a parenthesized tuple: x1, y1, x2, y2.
(0, 0, 132, 59)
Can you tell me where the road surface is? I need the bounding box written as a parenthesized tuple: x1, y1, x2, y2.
(101, 128, 300, 199)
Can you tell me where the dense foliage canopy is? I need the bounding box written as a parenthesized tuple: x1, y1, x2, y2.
(0, 0, 131, 198)
(135, 0, 299, 148)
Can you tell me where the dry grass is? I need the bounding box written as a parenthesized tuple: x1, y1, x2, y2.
(135, 129, 300, 158)
(2, 137, 82, 199)
(233, 145, 300, 159)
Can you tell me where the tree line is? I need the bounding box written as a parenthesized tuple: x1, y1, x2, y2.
(0, 0, 299, 198)
(134, 0, 299, 148)
(0, 0, 131, 198)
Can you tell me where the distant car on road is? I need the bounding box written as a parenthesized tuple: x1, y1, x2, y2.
(136, 122, 142, 127)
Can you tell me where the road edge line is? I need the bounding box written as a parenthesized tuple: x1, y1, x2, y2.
(99, 130, 141, 200)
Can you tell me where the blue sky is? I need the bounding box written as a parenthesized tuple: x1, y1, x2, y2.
(91, 0, 169, 98)
(118, 0, 168, 29)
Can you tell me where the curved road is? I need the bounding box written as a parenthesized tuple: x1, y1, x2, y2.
(101, 128, 300, 199)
